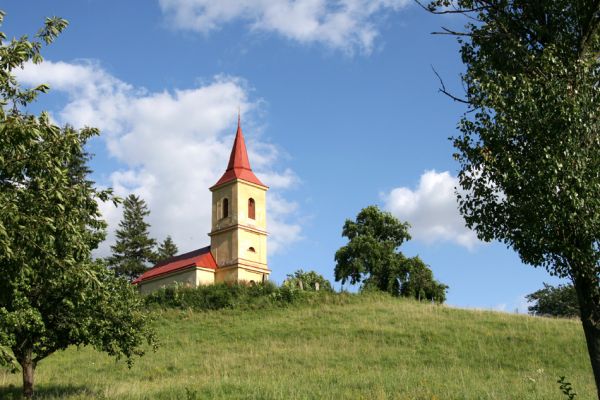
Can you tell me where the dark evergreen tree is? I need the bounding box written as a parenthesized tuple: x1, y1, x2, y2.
(108, 194, 156, 280)
(154, 235, 178, 263)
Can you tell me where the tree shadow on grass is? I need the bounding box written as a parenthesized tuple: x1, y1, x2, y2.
(0, 383, 99, 399)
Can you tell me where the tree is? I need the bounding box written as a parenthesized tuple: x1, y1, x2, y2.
(427, 0, 600, 394)
(108, 194, 157, 280)
(527, 283, 580, 318)
(154, 235, 179, 264)
(400, 257, 448, 303)
(334, 206, 447, 302)
(283, 269, 334, 292)
(0, 13, 156, 398)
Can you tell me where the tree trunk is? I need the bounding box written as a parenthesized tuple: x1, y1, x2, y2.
(19, 349, 36, 399)
(573, 273, 600, 399)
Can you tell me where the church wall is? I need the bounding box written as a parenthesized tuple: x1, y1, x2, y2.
(237, 268, 268, 284)
(196, 268, 216, 286)
(211, 183, 238, 229)
(214, 266, 238, 283)
(211, 232, 235, 267)
(238, 229, 267, 266)
(235, 182, 267, 267)
(138, 268, 197, 295)
(236, 183, 266, 229)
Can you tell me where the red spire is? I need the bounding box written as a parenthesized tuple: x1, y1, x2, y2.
(211, 116, 267, 189)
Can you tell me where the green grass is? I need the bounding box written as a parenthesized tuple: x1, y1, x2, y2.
(0, 293, 595, 399)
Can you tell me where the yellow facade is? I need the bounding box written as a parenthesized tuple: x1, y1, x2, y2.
(138, 267, 216, 295)
(210, 179, 269, 284)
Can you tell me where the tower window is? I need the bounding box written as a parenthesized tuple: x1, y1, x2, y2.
(248, 198, 255, 219)
(248, 247, 256, 253)
(222, 198, 229, 218)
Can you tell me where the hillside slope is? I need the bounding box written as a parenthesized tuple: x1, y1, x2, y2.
(0, 294, 595, 399)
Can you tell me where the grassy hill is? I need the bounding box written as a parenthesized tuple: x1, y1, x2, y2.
(0, 293, 595, 399)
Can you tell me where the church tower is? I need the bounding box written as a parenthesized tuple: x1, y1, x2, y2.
(209, 117, 270, 283)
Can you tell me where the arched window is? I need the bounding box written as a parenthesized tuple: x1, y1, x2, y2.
(248, 247, 256, 253)
(248, 198, 255, 219)
(222, 198, 229, 218)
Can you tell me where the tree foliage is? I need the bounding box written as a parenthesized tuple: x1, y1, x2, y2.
(527, 283, 580, 318)
(427, 0, 600, 394)
(108, 194, 157, 280)
(154, 235, 179, 264)
(283, 269, 334, 292)
(334, 206, 447, 303)
(0, 13, 155, 398)
(399, 256, 448, 303)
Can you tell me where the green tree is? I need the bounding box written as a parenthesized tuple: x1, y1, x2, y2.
(399, 257, 448, 303)
(527, 283, 580, 318)
(0, 13, 155, 398)
(283, 269, 334, 292)
(334, 206, 447, 302)
(108, 194, 157, 280)
(427, 0, 600, 393)
(154, 235, 179, 264)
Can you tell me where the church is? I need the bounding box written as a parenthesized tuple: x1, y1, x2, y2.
(133, 118, 270, 294)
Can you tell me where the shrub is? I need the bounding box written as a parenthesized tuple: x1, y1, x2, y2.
(144, 281, 315, 311)
(283, 269, 334, 292)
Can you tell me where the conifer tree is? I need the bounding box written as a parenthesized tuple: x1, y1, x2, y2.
(108, 194, 157, 280)
(154, 235, 178, 263)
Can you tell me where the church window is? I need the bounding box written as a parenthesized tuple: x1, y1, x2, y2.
(222, 198, 229, 218)
(248, 198, 255, 219)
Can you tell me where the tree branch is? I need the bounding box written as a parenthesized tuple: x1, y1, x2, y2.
(431, 66, 471, 105)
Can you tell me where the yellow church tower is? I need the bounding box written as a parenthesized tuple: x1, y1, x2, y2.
(209, 117, 270, 284)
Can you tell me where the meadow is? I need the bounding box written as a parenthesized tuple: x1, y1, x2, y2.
(0, 293, 595, 399)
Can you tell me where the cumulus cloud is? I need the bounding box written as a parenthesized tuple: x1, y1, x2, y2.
(383, 170, 480, 250)
(17, 60, 302, 256)
(158, 0, 410, 54)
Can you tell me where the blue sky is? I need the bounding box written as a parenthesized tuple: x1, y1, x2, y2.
(5, 0, 564, 311)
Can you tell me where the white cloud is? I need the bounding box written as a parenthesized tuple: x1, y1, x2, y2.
(17, 60, 302, 257)
(158, 0, 410, 54)
(383, 170, 480, 250)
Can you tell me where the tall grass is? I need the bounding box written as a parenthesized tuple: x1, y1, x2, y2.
(0, 292, 595, 399)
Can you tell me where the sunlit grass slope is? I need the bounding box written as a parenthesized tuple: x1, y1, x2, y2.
(0, 293, 595, 399)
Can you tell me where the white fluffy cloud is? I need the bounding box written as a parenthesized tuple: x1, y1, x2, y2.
(383, 170, 480, 250)
(158, 0, 410, 54)
(16, 60, 302, 256)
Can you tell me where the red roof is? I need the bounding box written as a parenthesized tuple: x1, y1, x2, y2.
(211, 117, 267, 189)
(132, 246, 216, 284)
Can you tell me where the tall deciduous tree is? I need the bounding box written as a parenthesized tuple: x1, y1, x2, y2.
(154, 235, 179, 264)
(0, 13, 155, 399)
(427, 0, 600, 394)
(334, 206, 447, 303)
(108, 194, 157, 280)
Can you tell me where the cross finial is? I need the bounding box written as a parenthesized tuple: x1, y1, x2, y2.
(237, 106, 241, 128)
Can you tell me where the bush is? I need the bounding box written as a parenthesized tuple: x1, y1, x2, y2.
(144, 281, 318, 311)
(283, 269, 334, 292)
